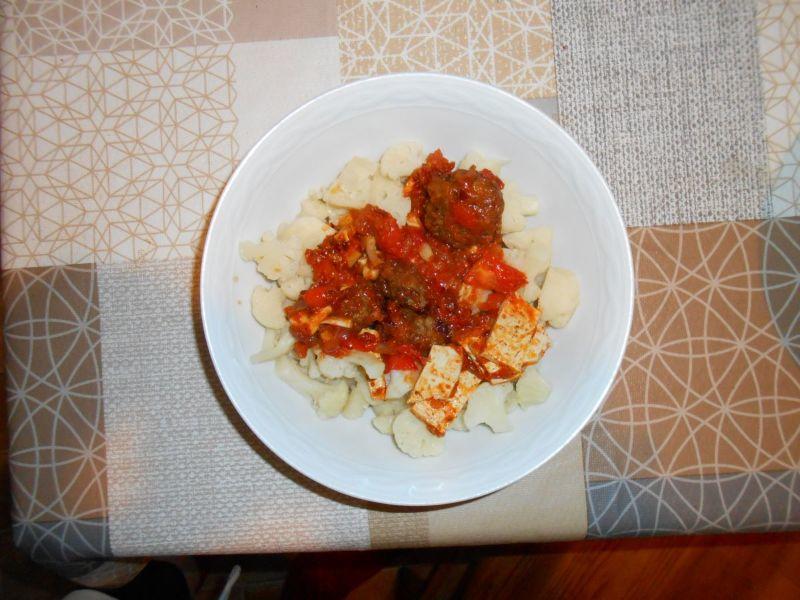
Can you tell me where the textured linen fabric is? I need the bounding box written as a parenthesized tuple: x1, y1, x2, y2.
(98, 258, 372, 555)
(551, 0, 770, 226)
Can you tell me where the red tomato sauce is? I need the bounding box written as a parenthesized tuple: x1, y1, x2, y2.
(286, 150, 527, 378)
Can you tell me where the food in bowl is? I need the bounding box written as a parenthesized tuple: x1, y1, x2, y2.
(240, 143, 579, 457)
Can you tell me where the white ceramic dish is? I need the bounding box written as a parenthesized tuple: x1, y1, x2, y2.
(201, 73, 633, 506)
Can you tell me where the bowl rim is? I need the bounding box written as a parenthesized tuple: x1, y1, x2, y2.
(200, 72, 634, 506)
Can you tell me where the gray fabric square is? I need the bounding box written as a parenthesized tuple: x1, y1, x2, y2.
(98, 259, 370, 556)
(552, 0, 770, 226)
(586, 471, 800, 537)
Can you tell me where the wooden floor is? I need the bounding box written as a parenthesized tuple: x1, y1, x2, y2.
(278, 533, 800, 599)
(1, 366, 800, 598)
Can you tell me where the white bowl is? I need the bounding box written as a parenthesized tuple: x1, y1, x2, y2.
(201, 74, 633, 506)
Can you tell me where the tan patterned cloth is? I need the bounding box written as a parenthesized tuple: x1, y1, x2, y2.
(2, 0, 798, 567)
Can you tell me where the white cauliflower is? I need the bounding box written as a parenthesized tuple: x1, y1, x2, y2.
(372, 413, 395, 435)
(458, 151, 507, 175)
(316, 353, 360, 379)
(323, 157, 377, 208)
(449, 410, 468, 431)
(392, 409, 445, 458)
(501, 193, 526, 234)
(240, 232, 303, 283)
(464, 382, 513, 433)
(370, 174, 411, 225)
(503, 229, 535, 249)
(539, 267, 580, 328)
(251, 286, 286, 329)
(503, 248, 526, 272)
(506, 366, 551, 410)
(278, 216, 334, 250)
(504, 182, 538, 216)
(278, 276, 310, 301)
(371, 398, 408, 417)
(345, 351, 385, 380)
(300, 191, 346, 222)
(275, 356, 348, 418)
(386, 370, 418, 399)
(342, 376, 371, 419)
(304, 350, 322, 380)
(524, 227, 552, 286)
(250, 328, 294, 364)
(380, 142, 424, 180)
(502, 227, 552, 301)
(314, 351, 385, 381)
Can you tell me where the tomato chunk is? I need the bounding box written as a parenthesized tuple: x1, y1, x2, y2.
(464, 246, 527, 293)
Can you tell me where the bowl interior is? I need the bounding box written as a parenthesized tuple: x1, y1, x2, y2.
(201, 74, 633, 505)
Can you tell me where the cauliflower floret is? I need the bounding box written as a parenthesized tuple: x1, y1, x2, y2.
(392, 409, 445, 458)
(506, 366, 551, 410)
(524, 227, 552, 285)
(504, 182, 538, 216)
(458, 151, 507, 175)
(316, 353, 360, 379)
(539, 267, 579, 328)
(372, 413, 395, 435)
(502, 193, 526, 234)
(449, 410, 468, 431)
(380, 142, 424, 180)
(304, 350, 322, 380)
(502, 227, 552, 301)
(241, 232, 303, 282)
(252, 233, 303, 282)
(278, 216, 334, 250)
(239, 239, 268, 261)
(503, 248, 526, 272)
(315, 386, 350, 418)
(314, 351, 385, 380)
(275, 356, 349, 418)
(345, 351, 385, 379)
(323, 157, 377, 208)
(300, 190, 346, 222)
(386, 370, 419, 399)
(296, 258, 312, 279)
(464, 382, 513, 433)
(279, 275, 310, 301)
(370, 174, 411, 225)
(342, 376, 371, 419)
(371, 398, 407, 416)
(250, 327, 294, 363)
(251, 286, 286, 329)
(503, 229, 536, 249)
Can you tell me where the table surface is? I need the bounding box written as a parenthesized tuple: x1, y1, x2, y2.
(2, 0, 799, 579)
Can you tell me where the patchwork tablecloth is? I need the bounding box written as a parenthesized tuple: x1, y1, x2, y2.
(3, 0, 798, 580)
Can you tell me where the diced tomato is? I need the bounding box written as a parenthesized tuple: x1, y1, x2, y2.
(478, 291, 505, 311)
(300, 284, 339, 310)
(305, 232, 361, 287)
(383, 351, 420, 371)
(351, 205, 421, 260)
(464, 246, 527, 293)
(318, 325, 379, 357)
(293, 341, 309, 358)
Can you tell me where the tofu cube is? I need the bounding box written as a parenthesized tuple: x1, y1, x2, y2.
(411, 371, 481, 436)
(480, 295, 539, 373)
(408, 345, 462, 405)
